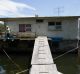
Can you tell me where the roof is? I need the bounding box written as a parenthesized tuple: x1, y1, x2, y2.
(0, 16, 80, 21)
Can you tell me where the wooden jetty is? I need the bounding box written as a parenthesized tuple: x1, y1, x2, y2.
(30, 36, 62, 74)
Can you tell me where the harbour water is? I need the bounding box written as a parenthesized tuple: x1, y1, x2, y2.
(53, 53, 77, 74)
(0, 53, 78, 74)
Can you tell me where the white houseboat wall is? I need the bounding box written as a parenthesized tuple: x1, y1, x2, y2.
(0, 16, 79, 52)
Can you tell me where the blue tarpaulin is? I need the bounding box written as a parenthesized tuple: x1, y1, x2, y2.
(49, 37, 63, 42)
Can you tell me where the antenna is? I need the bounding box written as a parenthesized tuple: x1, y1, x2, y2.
(54, 7, 64, 16)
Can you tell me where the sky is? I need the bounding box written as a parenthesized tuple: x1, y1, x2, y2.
(0, 0, 80, 17)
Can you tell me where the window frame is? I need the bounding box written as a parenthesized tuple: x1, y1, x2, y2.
(48, 21, 62, 31)
(19, 24, 32, 32)
(36, 19, 44, 23)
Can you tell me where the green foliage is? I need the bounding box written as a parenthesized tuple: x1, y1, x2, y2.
(0, 24, 6, 32)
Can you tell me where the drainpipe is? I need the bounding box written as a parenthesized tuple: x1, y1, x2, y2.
(77, 18, 80, 73)
(78, 18, 80, 56)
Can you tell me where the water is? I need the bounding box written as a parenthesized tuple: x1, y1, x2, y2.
(0, 53, 78, 74)
(53, 53, 77, 74)
(0, 54, 32, 74)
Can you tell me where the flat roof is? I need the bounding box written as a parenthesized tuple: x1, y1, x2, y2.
(0, 16, 80, 21)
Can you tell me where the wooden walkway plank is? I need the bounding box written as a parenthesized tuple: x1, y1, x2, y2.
(30, 64, 59, 74)
(30, 36, 62, 74)
(31, 37, 53, 65)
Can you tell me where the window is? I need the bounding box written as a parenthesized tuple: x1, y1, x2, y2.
(19, 24, 31, 32)
(36, 19, 44, 23)
(48, 22, 55, 26)
(55, 22, 62, 30)
(19, 24, 25, 32)
(26, 24, 31, 27)
(48, 22, 62, 31)
(25, 24, 31, 31)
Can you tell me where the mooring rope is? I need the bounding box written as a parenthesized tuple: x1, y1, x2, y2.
(2, 49, 22, 71)
(16, 69, 29, 74)
(54, 19, 80, 60)
(54, 47, 78, 60)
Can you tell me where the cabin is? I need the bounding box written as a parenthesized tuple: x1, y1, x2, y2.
(0, 16, 79, 52)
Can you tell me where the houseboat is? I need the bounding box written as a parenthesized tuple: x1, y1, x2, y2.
(0, 16, 79, 53)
